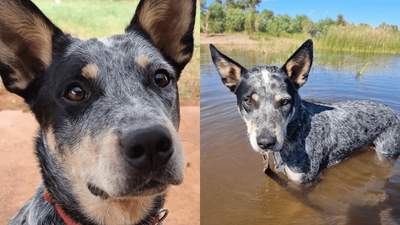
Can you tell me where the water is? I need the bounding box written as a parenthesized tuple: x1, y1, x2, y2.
(200, 45, 400, 225)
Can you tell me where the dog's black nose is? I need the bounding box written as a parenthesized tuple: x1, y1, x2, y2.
(257, 135, 276, 150)
(121, 125, 174, 171)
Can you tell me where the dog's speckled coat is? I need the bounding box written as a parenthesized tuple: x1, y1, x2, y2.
(210, 40, 400, 183)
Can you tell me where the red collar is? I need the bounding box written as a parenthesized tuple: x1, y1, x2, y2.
(44, 189, 166, 225)
(44, 189, 81, 225)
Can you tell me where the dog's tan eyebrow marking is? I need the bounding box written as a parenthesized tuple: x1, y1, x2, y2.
(275, 95, 282, 102)
(137, 54, 151, 68)
(252, 94, 259, 101)
(82, 63, 99, 79)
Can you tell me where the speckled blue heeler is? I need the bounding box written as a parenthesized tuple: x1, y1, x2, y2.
(210, 40, 400, 183)
(0, 0, 196, 224)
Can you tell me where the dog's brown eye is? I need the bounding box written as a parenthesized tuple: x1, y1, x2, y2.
(155, 71, 170, 87)
(245, 99, 253, 105)
(67, 86, 85, 101)
(282, 99, 289, 105)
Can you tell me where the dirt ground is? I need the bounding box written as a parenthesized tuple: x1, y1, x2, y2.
(200, 33, 259, 45)
(0, 89, 199, 225)
(200, 33, 305, 54)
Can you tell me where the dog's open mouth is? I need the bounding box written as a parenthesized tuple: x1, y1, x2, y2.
(87, 180, 169, 199)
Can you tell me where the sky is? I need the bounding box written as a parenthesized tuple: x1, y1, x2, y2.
(207, 0, 400, 28)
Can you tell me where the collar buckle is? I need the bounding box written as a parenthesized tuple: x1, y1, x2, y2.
(154, 208, 168, 225)
(262, 152, 270, 172)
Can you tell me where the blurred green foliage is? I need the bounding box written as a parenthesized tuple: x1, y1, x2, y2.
(33, 0, 200, 99)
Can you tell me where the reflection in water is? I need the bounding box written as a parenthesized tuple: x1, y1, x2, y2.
(200, 45, 400, 225)
(263, 167, 324, 213)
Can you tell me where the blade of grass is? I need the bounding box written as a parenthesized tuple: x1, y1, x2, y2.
(359, 55, 376, 75)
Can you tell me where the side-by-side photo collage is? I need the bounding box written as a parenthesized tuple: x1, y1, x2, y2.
(0, 0, 399, 224)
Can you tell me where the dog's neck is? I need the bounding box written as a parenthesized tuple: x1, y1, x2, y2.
(272, 103, 308, 173)
(286, 102, 307, 141)
(43, 188, 165, 225)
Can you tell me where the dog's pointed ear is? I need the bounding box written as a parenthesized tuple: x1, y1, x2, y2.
(282, 39, 313, 90)
(127, 0, 196, 72)
(0, 0, 63, 96)
(210, 44, 245, 92)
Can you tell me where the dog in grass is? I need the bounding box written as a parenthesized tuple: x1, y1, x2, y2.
(210, 40, 400, 183)
(0, 0, 196, 224)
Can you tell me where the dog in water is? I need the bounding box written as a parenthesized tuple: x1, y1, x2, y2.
(0, 0, 195, 224)
(210, 39, 400, 183)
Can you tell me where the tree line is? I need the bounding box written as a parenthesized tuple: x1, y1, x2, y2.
(200, 0, 399, 36)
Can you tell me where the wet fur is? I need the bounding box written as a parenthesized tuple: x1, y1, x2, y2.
(1, 0, 196, 224)
(211, 40, 400, 183)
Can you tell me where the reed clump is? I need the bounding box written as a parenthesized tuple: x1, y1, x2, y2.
(315, 25, 400, 54)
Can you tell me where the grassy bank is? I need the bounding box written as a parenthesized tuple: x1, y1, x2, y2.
(201, 33, 387, 72)
(317, 26, 400, 54)
(201, 33, 306, 54)
(32, 0, 200, 100)
(202, 25, 400, 55)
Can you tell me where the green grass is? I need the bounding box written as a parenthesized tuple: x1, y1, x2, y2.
(179, 4, 200, 100)
(33, 0, 138, 39)
(315, 26, 400, 54)
(33, 0, 200, 100)
(180, 46, 200, 99)
(358, 55, 376, 75)
(207, 24, 400, 55)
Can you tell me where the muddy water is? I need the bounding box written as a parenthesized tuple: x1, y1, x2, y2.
(200, 45, 400, 224)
